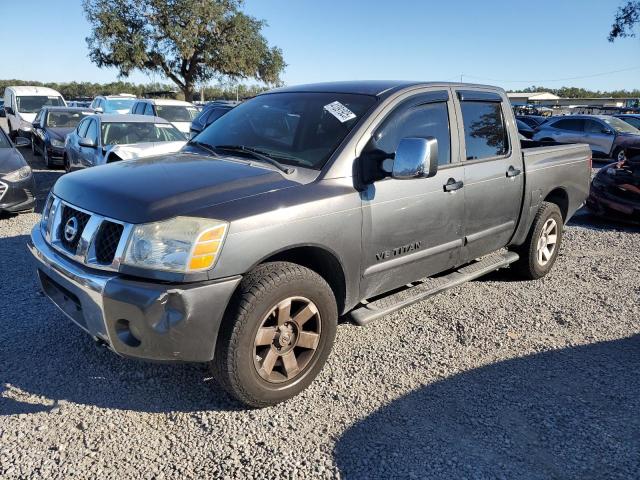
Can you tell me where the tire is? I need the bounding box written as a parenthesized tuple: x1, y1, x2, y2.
(6, 120, 16, 141)
(511, 202, 564, 280)
(63, 154, 71, 173)
(31, 138, 40, 156)
(212, 261, 338, 408)
(613, 147, 626, 163)
(43, 146, 53, 168)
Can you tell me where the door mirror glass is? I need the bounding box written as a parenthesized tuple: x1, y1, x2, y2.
(79, 137, 97, 148)
(14, 137, 31, 148)
(385, 137, 438, 180)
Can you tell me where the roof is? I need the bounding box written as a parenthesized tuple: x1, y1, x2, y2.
(42, 106, 94, 112)
(97, 94, 137, 99)
(5, 86, 63, 96)
(98, 114, 171, 123)
(138, 99, 195, 106)
(267, 80, 502, 97)
(507, 92, 560, 101)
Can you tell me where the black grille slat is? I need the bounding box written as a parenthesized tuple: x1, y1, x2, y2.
(94, 221, 124, 264)
(58, 205, 91, 252)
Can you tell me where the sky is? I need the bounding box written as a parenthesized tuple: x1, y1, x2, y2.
(0, 0, 638, 92)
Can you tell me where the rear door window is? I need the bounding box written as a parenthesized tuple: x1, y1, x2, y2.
(460, 101, 509, 160)
(551, 119, 585, 132)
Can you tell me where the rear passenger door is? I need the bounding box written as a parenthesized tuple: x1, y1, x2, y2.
(454, 90, 524, 262)
(359, 89, 465, 299)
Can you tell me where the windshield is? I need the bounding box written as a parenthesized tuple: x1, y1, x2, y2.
(604, 116, 640, 134)
(101, 122, 185, 145)
(16, 95, 64, 113)
(0, 130, 11, 148)
(46, 111, 92, 128)
(105, 98, 136, 112)
(618, 116, 640, 129)
(155, 105, 199, 122)
(194, 92, 376, 169)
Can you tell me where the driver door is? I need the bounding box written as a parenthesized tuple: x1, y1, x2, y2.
(359, 89, 465, 299)
(78, 119, 101, 168)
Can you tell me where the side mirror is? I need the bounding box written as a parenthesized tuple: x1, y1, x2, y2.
(601, 128, 613, 135)
(5, 107, 14, 115)
(384, 137, 439, 180)
(32, 122, 41, 129)
(14, 137, 31, 148)
(94, 107, 103, 114)
(79, 137, 97, 148)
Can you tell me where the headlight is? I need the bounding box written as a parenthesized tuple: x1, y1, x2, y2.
(50, 138, 65, 148)
(123, 217, 228, 273)
(2, 166, 32, 182)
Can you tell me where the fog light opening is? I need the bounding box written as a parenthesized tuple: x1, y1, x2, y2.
(115, 319, 141, 347)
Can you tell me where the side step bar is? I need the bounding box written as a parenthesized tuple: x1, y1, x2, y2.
(349, 251, 519, 326)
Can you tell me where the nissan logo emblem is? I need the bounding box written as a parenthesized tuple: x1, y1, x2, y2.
(64, 216, 79, 242)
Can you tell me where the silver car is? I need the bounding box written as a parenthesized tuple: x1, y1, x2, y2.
(532, 114, 640, 160)
(64, 114, 186, 172)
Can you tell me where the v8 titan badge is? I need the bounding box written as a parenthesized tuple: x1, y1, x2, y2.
(323, 101, 356, 123)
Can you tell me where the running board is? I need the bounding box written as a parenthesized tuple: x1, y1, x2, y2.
(350, 251, 519, 326)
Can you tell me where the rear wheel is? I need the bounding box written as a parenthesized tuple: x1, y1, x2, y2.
(43, 146, 54, 168)
(613, 147, 626, 163)
(213, 262, 337, 407)
(511, 202, 564, 280)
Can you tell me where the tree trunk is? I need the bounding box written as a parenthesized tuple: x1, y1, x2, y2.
(183, 84, 195, 102)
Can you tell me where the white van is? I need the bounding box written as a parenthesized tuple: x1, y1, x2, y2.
(3, 86, 66, 139)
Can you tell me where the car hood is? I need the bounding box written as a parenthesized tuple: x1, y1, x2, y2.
(18, 112, 37, 123)
(171, 122, 191, 134)
(52, 152, 297, 223)
(0, 147, 27, 175)
(47, 127, 74, 141)
(107, 141, 186, 160)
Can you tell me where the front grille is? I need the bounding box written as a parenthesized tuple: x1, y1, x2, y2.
(58, 205, 91, 252)
(94, 221, 124, 264)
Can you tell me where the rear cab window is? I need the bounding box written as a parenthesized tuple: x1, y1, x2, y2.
(459, 99, 509, 160)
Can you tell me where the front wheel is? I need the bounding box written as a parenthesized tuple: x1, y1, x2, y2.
(213, 262, 337, 407)
(613, 147, 626, 163)
(511, 202, 564, 280)
(63, 154, 71, 173)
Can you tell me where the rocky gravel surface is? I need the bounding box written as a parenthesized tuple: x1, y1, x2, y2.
(1, 126, 639, 479)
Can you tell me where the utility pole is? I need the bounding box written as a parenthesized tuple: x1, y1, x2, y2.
(460, 73, 464, 83)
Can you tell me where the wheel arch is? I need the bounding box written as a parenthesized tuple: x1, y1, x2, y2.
(543, 187, 569, 222)
(251, 245, 349, 315)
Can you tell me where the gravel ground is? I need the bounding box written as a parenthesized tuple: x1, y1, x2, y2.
(1, 119, 639, 479)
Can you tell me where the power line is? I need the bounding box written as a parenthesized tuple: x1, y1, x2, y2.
(459, 65, 640, 84)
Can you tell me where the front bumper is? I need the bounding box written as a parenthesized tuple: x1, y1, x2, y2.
(47, 144, 65, 162)
(0, 176, 36, 213)
(586, 188, 640, 224)
(28, 225, 241, 362)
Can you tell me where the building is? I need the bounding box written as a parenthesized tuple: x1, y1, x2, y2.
(507, 91, 639, 108)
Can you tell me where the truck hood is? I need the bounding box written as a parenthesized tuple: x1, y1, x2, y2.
(52, 152, 297, 223)
(107, 141, 186, 161)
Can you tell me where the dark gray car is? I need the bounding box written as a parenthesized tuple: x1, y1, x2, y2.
(532, 114, 640, 161)
(29, 81, 591, 407)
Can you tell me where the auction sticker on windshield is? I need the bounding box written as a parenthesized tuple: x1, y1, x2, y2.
(324, 101, 356, 123)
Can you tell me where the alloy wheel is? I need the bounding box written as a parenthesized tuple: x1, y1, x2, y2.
(253, 296, 322, 384)
(536, 218, 558, 266)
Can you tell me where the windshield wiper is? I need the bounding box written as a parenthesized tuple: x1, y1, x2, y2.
(186, 140, 220, 158)
(213, 145, 295, 174)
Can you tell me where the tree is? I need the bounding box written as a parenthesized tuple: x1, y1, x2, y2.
(609, 1, 640, 41)
(82, 0, 285, 101)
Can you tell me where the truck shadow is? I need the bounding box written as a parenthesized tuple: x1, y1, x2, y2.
(0, 232, 241, 415)
(334, 335, 640, 479)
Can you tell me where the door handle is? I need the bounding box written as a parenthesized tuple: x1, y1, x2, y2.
(444, 178, 464, 192)
(506, 166, 522, 178)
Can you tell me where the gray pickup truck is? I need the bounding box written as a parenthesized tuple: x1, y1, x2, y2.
(29, 81, 591, 407)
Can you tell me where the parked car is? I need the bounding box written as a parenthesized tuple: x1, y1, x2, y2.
(516, 115, 549, 129)
(532, 115, 640, 161)
(3, 86, 66, 140)
(516, 119, 535, 139)
(587, 152, 640, 223)
(89, 94, 136, 114)
(0, 99, 5, 117)
(189, 100, 237, 138)
(64, 114, 186, 172)
(29, 81, 591, 407)
(614, 114, 640, 130)
(130, 99, 198, 135)
(31, 107, 94, 168)
(0, 129, 36, 214)
(67, 100, 92, 108)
